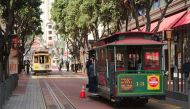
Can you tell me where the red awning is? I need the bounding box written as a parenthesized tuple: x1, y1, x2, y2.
(107, 37, 164, 45)
(174, 11, 190, 27)
(131, 26, 145, 32)
(142, 21, 158, 32)
(157, 11, 186, 32)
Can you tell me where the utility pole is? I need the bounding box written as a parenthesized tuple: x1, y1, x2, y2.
(166, 29, 172, 91)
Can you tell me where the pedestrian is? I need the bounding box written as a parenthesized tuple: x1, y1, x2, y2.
(66, 61, 69, 71)
(26, 60, 30, 75)
(86, 58, 92, 88)
(75, 63, 78, 73)
(183, 60, 190, 80)
(88, 58, 97, 93)
(59, 60, 63, 72)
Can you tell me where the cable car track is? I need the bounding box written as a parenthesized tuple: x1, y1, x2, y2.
(42, 78, 78, 109)
(39, 80, 47, 109)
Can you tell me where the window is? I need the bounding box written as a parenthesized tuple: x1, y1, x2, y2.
(126, 46, 142, 71)
(48, 37, 52, 40)
(45, 56, 49, 63)
(39, 55, 44, 64)
(97, 48, 106, 72)
(34, 56, 38, 63)
(48, 31, 52, 34)
(116, 48, 125, 70)
(144, 51, 160, 70)
(48, 25, 52, 29)
(152, 0, 160, 10)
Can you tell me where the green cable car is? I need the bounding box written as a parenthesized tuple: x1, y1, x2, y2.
(88, 31, 165, 105)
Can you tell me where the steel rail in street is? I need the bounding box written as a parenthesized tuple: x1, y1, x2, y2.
(43, 79, 65, 109)
(50, 79, 78, 109)
(39, 79, 47, 109)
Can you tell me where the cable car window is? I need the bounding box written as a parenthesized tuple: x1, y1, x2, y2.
(39, 55, 44, 64)
(108, 48, 115, 70)
(116, 48, 125, 70)
(126, 46, 142, 71)
(34, 56, 38, 63)
(144, 51, 160, 70)
(45, 56, 49, 63)
(97, 48, 106, 72)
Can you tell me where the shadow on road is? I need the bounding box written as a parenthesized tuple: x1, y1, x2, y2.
(87, 95, 161, 109)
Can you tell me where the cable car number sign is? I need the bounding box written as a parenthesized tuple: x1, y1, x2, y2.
(117, 73, 164, 96)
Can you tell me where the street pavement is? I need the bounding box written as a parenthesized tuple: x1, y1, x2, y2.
(3, 74, 46, 109)
(2, 70, 189, 109)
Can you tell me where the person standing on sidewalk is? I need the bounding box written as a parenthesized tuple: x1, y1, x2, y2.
(86, 58, 92, 88)
(88, 58, 97, 93)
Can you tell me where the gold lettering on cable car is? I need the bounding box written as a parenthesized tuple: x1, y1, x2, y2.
(120, 77, 133, 92)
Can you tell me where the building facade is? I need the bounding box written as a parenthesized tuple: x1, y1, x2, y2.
(40, 0, 57, 49)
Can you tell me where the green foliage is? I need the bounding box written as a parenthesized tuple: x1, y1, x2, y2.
(0, 0, 42, 79)
(15, 0, 42, 36)
(51, 0, 180, 57)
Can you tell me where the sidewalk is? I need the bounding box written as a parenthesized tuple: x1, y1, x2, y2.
(4, 74, 46, 109)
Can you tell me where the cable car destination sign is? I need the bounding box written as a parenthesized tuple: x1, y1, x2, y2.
(117, 73, 164, 96)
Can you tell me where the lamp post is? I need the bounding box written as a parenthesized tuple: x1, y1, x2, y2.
(166, 29, 172, 91)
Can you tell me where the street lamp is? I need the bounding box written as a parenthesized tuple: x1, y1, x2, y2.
(165, 29, 172, 91)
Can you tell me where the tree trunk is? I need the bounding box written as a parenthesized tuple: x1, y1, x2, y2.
(125, 13, 129, 32)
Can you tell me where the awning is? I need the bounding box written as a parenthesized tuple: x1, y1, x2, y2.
(134, 11, 186, 32)
(142, 21, 158, 32)
(107, 37, 165, 46)
(174, 11, 190, 27)
(157, 11, 186, 32)
(131, 26, 145, 32)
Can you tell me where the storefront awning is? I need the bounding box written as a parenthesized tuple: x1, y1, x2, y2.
(173, 11, 190, 27)
(133, 11, 186, 32)
(142, 21, 158, 32)
(157, 11, 186, 32)
(131, 26, 145, 32)
(107, 37, 164, 46)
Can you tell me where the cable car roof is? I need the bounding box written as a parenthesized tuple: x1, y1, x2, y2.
(107, 37, 165, 46)
(98, 31, 154, 42)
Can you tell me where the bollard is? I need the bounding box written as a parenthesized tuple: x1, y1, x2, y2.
(188, 80, 190, 109)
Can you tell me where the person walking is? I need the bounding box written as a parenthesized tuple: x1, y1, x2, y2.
(66, 61, 69, 71)
(59, 60, 63, 72)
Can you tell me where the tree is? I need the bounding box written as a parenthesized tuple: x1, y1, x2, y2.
(0, 0, 42, 81)
(127, 0, 174, 33)
(14, 0, 42, 73)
